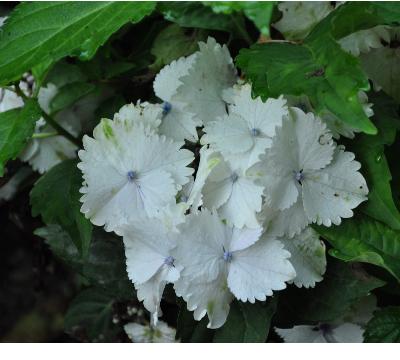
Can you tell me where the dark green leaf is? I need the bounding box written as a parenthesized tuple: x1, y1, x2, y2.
(64, 287, 117, 341)
(158, 1, 251, 42)
(30, 159, 92, 256)
(176, 302, 214, 342)
(276, 260, 385, 324)
(0, 99, 42, 176)
(351, 92, 400, 230)
(50, 82, 96, 114)
(315, 217, 400, 281)
(150, 24, 207, 71)
(0, 1, 155, 84)
(204, 1, 276, 36)
(214, 298, 277, 343)
(35, 225, 134, 299)
(364, 306, 400, 342)
(236, 40, 376, 134)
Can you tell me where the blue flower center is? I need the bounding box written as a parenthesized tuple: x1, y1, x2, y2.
(250, 128, 260, 137)
(127, 170, 137, 182)
(230, 172, 239, 183)
(223, 251, 233, 262)
(294, 170, 304, 183)
(164, 256, 175, 267)
(162, 101, 172, 115)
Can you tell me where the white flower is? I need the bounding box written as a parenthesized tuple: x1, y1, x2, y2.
(0, 87, 24, 112)
(198, 149, 264, 228)
(202, 83, 288, 168)
(173, 210, 295, 329)
(78, 115, 194, 232)
(20, 83, 79, 173)
(154, 54, 200, 142)
(339, 26, 390, 57)
(285, 92, 373, 139)
(275, 295, 377, 343)
(257, 107, 368, 227)
(119, 218, 182, 324)
(279, 227, 326, 288)
(275, 323, 364, 343)
(175, 37, 237, 127)
(124, 321, 176, 343)
(272, 1, 334, 40)
(113, 100, 163, 133)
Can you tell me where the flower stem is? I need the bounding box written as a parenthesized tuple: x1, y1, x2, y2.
(14, 82, 81, 147)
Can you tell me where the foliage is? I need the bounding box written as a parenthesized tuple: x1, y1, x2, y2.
(1, 1, 400, 343)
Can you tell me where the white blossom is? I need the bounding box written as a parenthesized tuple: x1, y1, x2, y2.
(119, 218, 182, 324)
(272, 2, 334, 40)
(78, 114, 194, 232)
(257, 107, 368, 227)
(175, 37, 237, 127)
(202, 83, 288, 168)
(154, 54, 200, 142)
(339, 26, 390, 57)
(279, 227, 326, 288)
(173, 210, 295, 329)
(124, 321, 176, 343)
(198, 150, 264, 228)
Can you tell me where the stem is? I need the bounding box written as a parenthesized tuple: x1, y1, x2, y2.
(14, 82, 81, 148)
(41, 112, 81, 147)
(32, 132, 58, 139)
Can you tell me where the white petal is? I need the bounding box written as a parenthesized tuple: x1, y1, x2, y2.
(113, 101, 162, 131)
(272, 1, 334, 40)
(339, 25, 390, 57)
(275, 325, 328, 343)
(124, 321, 176, 343)
(227, 237, 295, 302)
(173, 210, 228, 283)
(176, 37, 237, 126)
(260, 198, 309, 238)
(302, 147, 368, 226)
(187, 147, 222, 211)
(229, 227, 263, 252)
(280, 227, 326, 288)
(218, 175, 264, 228)
(331, 323, 364, 343)
(174, 270, 233, 330)
(154, 54, 197, 101)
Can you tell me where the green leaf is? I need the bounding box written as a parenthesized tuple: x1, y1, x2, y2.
(30, 159, 92, 256)
(64, 287, 117, 341)
(315, 217, 400, 281)
(50, 82, 96, 114)
(364, 306, 400, 342)
(203, 1, 276, 36)
(236, 40, 376, 134)
(0, 1, 155, 85)
(158, 1, 251, 42)
(214, 298, 277, 342)
(176, 302, 215, 342)
(0, 99, 42, 176)
(276, 260, 385, 325)
(35, 225, 134, 299)
(150, 24, 207, 71)
(351, 92, 400, 230)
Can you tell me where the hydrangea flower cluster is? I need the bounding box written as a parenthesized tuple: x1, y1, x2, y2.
(78, 37, 369, 330)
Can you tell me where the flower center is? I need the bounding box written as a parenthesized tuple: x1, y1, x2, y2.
(230, 172, 239, 183)
(223, 251, 233, 262)
(250, 128, 260, 137)
(162, 101, 172, 115)
(127, 170, 138, 182)
(164, 256, 175, 267)
(294, 170, 304, 184)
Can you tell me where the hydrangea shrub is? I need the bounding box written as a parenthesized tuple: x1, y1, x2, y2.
(1, 1, 400, 343)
